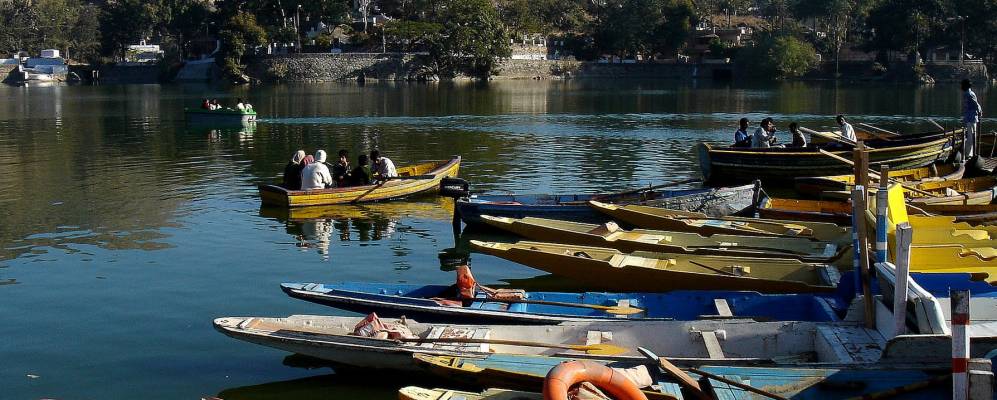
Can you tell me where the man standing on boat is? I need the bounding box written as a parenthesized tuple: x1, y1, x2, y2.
(962, 79, 982, 159)
(836, 115, 856, 142)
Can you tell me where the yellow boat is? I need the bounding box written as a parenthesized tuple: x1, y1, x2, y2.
(907, 176, 997, 206)
(399, 386, 542, 400)
(872, 184, 997, 280)
(794, 163, 964, 198)
(588, 201, 851, 245)
(757, 198, 854, 226)
(258, 156, 461, 207)
(470, 241, 839, 293)
(479, 215, 843, 262)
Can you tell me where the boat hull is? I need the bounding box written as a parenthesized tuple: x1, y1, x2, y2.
(260, 157, 461, 207)
(698, 137, 952, 185)
(457, 183, 757, 227)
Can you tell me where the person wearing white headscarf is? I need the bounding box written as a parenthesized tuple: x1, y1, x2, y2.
(283, 150, 306, 190)
(301, 150, 334, 190)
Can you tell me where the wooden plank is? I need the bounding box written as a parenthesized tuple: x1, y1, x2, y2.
(714, 299, 734, 318)
(701, 331, 726, 359)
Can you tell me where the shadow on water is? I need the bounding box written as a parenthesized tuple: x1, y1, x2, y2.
(258, 198, 455, 259)
(215, 355, 466, 400)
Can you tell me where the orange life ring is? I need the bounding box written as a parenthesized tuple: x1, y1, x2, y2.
(543, 360, 649, 400)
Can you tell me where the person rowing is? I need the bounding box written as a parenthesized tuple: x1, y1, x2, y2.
(836, 115, 856, 142)
(788, 122, 807, 148)
(370, 150, 397, 181)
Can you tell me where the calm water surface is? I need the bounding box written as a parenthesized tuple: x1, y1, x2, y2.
(1, 80, 992, 399)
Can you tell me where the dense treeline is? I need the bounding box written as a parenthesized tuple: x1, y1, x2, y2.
(1, 0, 995, 79)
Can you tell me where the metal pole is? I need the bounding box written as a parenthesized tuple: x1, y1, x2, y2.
(893, 222, 913, 336)
(951, 289, 970, 400)
(875, 165, 891, 263)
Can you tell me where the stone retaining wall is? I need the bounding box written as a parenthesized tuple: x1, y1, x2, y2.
(246, 53, 733, 82)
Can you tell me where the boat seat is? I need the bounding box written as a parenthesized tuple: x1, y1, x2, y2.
(608, 254, 672, 269)
(585, 330, 613, 345)
(700, 331, 725, 360)
(713, 299, 734, 318)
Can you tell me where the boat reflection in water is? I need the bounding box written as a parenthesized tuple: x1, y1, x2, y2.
(213, 368, 427, 400)
(260, 197, 455, 259)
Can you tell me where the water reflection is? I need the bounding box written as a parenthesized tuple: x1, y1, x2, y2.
(259, 198, 454, 259)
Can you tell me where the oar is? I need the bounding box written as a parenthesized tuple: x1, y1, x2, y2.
(384, 174, 437, 180)
(593, 178, 703, 201)
(928, 119, 946, 132)
(397, 337, 628, 356)
(817, 149, 943, 198)
(858, 122, 900, 137)
(637, 347, 710, 400)
(686, 368, 789, 400)
(799, 127, 870, 148)
(484, 297, 646, 315)
(688, 260, 738, 276)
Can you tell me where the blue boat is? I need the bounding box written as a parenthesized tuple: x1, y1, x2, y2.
(456, 183, 759, 227)
(280, 282, 845, 324)
(414, 353, 949, 400)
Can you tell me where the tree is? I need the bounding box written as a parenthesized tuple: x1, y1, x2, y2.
(100, 0, 161, 59)
(738, 32, 819, 78)
(218, 11, 267, 79)
(594, 0, 697, 60)
(426, 0, 510, 78)
(865, 0, 952, 60)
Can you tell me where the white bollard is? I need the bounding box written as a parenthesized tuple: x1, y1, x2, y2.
(952, 290, 971, 400)
(893, 222, 913, 336)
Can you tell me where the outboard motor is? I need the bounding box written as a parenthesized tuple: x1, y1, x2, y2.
(439, 177, 470, 199)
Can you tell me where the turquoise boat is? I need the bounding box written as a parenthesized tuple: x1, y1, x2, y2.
(184, 107, 257, 124)
(414, 353, 950, 400)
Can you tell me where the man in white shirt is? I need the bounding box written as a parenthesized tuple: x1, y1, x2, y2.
(837, 115, 856, 142)
(301, 150, 334, 190)
(962, 79, 982, 159)
(751, 118, 777, 148)
(236, 98, 246, 111)
(371, 150, 398, 180)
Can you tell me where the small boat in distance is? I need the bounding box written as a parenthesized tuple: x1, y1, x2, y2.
(457, 182, 759, 227)
(184, 107, 258, 124)
(259, 156, 461, 207)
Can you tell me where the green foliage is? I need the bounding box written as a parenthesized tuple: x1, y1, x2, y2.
(738, 32, 819, 78)
(0, 0, 101, 61)
(426, 0, 511, 78)
(383, 20, 442, 51)
(594, 0, 697, 59)
(218, 11, 267, 77)
(865, 0, 952, 56)
(100, 0, 161, 59)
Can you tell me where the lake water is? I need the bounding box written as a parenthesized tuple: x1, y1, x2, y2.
(0, 79, 990, 399)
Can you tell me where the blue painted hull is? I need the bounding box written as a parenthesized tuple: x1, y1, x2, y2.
(281, 282, 844, 324)
(456, 183, 758, 227)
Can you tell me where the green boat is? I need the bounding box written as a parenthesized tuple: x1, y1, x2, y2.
(184, 107, 257, 124)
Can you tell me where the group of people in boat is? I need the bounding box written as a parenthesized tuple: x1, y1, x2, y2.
(201, 98, 254, 112)
(283, 149, 398, 190)
(733, 115, 855, 148)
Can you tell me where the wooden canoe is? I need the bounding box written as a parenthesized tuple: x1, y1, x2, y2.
(794, 163, 964, 198)
(757, 198, 854, 226)
(588, 201, 852, 245)
(470, 240, 840, 293)
(280, 282, 844, 324)
(697, 135, 953, 184)
(213, 314, 894, 371)
(479, 215, 842, 262)
(259, 156, 460, 207)
(456, 183, 758, 227)
(412, 354, 950, 400)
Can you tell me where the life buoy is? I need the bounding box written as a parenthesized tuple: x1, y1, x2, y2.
(543, 360, 648, 400)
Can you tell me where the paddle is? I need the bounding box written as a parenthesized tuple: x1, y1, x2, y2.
(686, 368, 790, 400)
(858, 122, 900, 137)
(799, 127, 868, 148)
(487, 297, 645, 315)
(384, 174, 437, 180)
(636, 347, 710, 400)
(928, 119, 946, 132)
(397, 337, 628, 356)
(688, 260, 738, 276)
(817, 149, 943, 198)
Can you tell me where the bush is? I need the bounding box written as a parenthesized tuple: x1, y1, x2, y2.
(738, 33, 818, 79)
